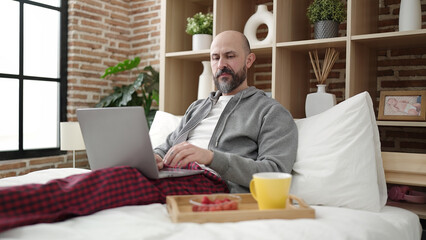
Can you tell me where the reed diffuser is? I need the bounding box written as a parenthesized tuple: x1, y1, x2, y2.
(308, 48, 339, 85)
(305, 48, 339, 117)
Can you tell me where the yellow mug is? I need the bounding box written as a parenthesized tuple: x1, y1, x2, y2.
(249, 172, 292, 210)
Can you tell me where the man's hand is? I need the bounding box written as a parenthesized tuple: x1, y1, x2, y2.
(155, 154, 164, 170)
(163, 142, 213, 167)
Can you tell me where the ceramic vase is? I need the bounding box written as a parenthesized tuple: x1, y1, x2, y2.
(305, 84, 336, 117)
(198, 61, 213, 99)
(399, 0, 422, 31)
(192, 34, 212, 51)
(243, 4, 274, 46)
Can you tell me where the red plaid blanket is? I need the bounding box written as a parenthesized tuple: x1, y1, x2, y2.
(0, 163, 229, 232)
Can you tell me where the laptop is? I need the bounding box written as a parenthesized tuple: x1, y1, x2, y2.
(76, 107, 204, 179)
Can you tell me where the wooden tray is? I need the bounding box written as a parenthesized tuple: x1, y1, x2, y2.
(166, 193, 315, 223)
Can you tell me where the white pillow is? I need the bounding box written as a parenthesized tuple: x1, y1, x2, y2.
(290, 92, 387, 212)
(149, 111, 182, 148)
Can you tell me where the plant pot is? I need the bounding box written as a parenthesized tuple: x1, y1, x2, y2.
(192, 34, 212, 51)
(314, 20, 339, 39)
(305, 84, 336, 117)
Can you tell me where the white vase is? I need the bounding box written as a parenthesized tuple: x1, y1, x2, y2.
(192, 34, 212, 51)
(399, 0, 422, 31)
(243, 4, 274, 46)
(305, 84, 336, 117)
(198, 61, 213, 99)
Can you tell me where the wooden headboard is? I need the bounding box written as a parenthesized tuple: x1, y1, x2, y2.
(382, 152, 426, 219)
(382, 152, 426, 187)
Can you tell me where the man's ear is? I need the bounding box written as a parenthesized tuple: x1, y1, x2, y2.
(245, 52, 256, 69)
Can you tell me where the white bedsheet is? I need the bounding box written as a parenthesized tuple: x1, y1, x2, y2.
(0, 168, 422, 240)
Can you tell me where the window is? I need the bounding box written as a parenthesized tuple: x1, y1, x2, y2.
(0, 0, 67, 160)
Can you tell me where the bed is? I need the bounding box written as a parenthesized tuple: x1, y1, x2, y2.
(0, 92, 423, 240)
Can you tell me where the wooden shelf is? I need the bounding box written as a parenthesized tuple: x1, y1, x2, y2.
(387, 200, 426, 220)
(351, 30, 426, 49)
(277, 37, 347, 51)
(377, 121, 426, 127)
(382, 152, 426, 187)
(250, 45, 273, 58)
(165, 50, 210, 60)
(383, 152, 426, 219)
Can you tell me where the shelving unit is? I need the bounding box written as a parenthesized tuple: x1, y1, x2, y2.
(377, 121, 426, 127)
(160, 0, 426, 217)
(160, 0, 426, 117)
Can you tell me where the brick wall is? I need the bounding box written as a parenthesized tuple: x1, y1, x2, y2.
(0, 0, 162, 178)
(0, 0, 424, 178)
(377, 0, 426, 153)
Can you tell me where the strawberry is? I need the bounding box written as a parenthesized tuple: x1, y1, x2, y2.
(230, 201, 238, 210)
(222, 202, 232, 210)
(192, 205, 199, 212)
(201, 196, 211, 205)
(200, 206, 209, 211)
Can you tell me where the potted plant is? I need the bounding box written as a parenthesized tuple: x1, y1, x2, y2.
(96, 57, 159, 127)
(307, 0, 346, 39)
(186, 12, 213, 50)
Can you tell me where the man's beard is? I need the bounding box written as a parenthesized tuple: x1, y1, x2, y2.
(213, 66, 247, 94)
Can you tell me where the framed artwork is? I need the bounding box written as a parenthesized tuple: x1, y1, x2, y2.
(378, 90, 426, 121)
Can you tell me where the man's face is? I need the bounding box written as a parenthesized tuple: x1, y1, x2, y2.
(210, 33, 248, 94)
(213, 65, 247, 94)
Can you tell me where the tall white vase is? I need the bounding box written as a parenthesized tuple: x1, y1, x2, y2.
(305, 84, 336, 117)
(243, 4, 274, 46)
(399, 0, 422, 31)
(198, 61, 213, 99)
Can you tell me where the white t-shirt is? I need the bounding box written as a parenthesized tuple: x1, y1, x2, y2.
(187, 95, 233, 176)
(187, 95, 233, 149)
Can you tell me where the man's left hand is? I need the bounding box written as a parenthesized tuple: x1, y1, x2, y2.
(163, 142, 213, 167)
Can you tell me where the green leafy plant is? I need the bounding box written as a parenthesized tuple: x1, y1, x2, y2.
(185, 12, 213, 35)
(96, 57, 159, 127)
(307, 0, 346, 24)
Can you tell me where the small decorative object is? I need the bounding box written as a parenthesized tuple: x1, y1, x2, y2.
(378, 90, 426, 121)
(399, 0, 422, 31)
(244, 4, 274, 46)
(307, 0, 346, 39)
(198, 61, 214, 99)
(305, 48, 339, 117)
(60, 122, 85, 168)
(186, 12, 213, 51)
(96, 57, 159, 127)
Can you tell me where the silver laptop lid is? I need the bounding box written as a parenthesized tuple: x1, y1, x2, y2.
(76, 107, 159, 179)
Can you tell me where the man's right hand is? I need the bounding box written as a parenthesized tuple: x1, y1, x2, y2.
(154, 154, 164, 170)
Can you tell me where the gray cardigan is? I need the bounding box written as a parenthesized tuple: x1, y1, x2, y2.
(154, 87, 298, 193)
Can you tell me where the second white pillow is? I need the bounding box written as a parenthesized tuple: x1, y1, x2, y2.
(290, 92, 387, 212)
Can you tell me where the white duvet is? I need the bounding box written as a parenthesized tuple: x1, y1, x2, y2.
(0, 168, 422, 240)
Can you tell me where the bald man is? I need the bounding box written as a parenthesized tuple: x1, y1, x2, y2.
(154, 31, 298, 193)
(0, 31, 297, 232)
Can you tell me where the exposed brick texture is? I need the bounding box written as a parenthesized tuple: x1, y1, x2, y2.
(0, 0, 161, 177)
(376, 0, 426, 153)
(0, 0, 424, 178)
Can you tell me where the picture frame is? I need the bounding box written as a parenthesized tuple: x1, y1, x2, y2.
(378, 90, 426, 121)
